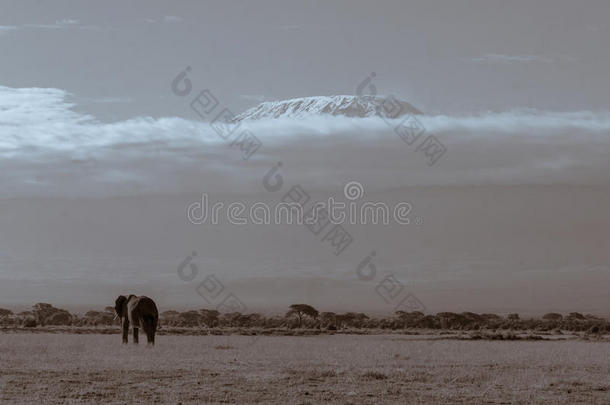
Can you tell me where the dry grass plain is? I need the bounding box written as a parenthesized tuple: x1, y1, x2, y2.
(1, 332, 609, 404)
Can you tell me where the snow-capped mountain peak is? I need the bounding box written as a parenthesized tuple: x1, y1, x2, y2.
(234, 95, 422, 121)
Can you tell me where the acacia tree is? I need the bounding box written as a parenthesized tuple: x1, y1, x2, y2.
(335, 312, 354, 329)
(0, 308, 14, 326)
(567, 312, 585, 321)
(335, 312, 368, 328)
(160, 310, 180, 326)
(178, 310, 202, 327)
(200, 309, 220, 327)
(32, 303, 72, 326)
(286, 304, 319, 328)
(83, 309, 114, 326)
(542, 313, 563, 321)
(220, 312, 244, 327)
(320, 312, 337, 329)
(395, 310, 424, 328)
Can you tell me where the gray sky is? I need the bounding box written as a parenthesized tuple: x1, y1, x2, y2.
(2, 0, 610, 119)
(0, 0, 609, 315)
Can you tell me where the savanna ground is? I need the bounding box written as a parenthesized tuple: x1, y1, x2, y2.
(1, 332, 609, 404)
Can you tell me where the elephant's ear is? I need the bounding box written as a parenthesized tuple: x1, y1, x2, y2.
(115, 295, 127, 317)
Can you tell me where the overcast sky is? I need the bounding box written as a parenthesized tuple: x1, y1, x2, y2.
(0, 1, 609, 315)
(2, 0, 610, 119)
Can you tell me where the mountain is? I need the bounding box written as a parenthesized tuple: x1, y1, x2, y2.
(234, 95, 423, 121)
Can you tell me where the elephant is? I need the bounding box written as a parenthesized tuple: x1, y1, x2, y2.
(114, 295, 159, 346)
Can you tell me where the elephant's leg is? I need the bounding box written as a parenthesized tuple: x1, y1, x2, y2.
(122, 321, 129, 344)
(146, 328, 155, 346)
(133, 327, 139, 344)
(141, 316, 156, 346)
(142, 323, 153, 346)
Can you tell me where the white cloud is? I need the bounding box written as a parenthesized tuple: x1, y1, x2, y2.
(74, 96, 133, 104)
(144, 16, 183, 24)
(1, 85, 610, 198)
(55, 19, 80, 26)
(16, 20, 99, 31)
(0, 25, 17, 34)
(163, 16, 183, 23)
(470, 53, 555, 63)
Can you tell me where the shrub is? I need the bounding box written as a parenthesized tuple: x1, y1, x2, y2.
(588, 325, 601, 334)
(32, 303, 73, 326)
(46, 311, 72, 326)
(567, 312, 585, 321)
(0, 315, 16, 326)
(542, 313, 563, 321)
(362, 371, 388, 380)
(0, 308, 13, 317)
(286, 304, 319, 328)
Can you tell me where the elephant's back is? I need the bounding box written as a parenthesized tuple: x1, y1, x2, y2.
(138, 296, 159, 318)
(127, 295, 159, 326)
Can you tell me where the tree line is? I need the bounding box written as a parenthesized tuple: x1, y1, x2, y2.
(0, 303, 608, 333)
